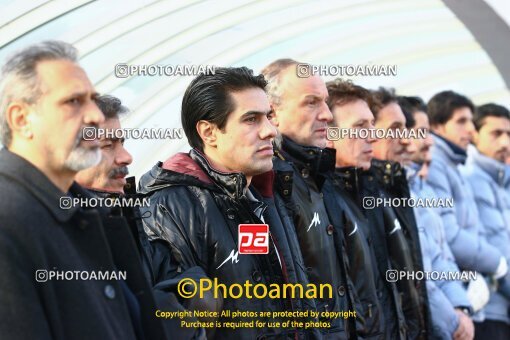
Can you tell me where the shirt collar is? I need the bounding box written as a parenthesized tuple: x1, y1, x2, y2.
(467, 144, 508, 187)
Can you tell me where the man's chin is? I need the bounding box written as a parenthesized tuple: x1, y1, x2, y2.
(104, 183, 125, 194)
(359, 160, 372, 171)
(248, 161, 273, 177)
(459, 140, 470, 150)
(110, 177, 127, 191)
(65, 147, 101, 172)
(315, 138, 328, 149)
(388, 154, 404, 164)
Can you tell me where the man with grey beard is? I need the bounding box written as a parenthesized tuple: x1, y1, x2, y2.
(0, 41, 168, 339)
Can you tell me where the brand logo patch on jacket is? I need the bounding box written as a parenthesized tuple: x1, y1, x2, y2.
(389, 218, 402, 235)
(238, 224, 269, 254)
(216, 249, 240, 269)
(307, 212, 321, 232)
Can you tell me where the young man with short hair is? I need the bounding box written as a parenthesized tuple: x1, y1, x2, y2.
(462, 103, 510, 339)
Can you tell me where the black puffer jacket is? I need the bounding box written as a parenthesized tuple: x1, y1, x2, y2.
(360, 167, 409, 340)
(325, 167, 385, 339)
(369, 159, 430, 340)
(138, 149, 318, 340)
(273, 136, 356, 339)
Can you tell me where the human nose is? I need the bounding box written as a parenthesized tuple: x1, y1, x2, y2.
(84, 99, 104, 126)
(116, 144, 133, 166)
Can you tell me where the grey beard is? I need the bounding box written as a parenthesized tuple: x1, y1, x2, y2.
(64, 127, 101, 171)
(64, 146, 101, 171)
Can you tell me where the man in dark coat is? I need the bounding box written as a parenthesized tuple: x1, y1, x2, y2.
(0, 40, 169, 339)
(139, 67, 320, 339)
(325, 79, 406, 339)
(262, 59, 357, 339)
(367, 87, 431, 339)
(74, 94, 206, 339)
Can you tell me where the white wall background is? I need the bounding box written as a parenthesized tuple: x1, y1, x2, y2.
(1, 0, 509, 178)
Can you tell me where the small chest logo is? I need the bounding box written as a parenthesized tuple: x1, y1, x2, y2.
(238, 224, 269, 254)
(307, 212, 321, 232)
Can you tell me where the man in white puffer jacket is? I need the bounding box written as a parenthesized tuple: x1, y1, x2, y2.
(426, 91, 508, 289)
(462, 103, 510, 339)
(400, 96, 474, 339)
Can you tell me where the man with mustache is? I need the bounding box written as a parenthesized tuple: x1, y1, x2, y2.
(75, 94, 132, 194)
(426, 92, 508, 314)
(0, 41, 167, 339)
(367, 87, 430, 339)
(462, 103, 510, 339)
(139, 67, 317, 339)
(401, 95, 474, 340)
(262, 59, 356, 338)
(74, 95, 206, 339)
(74, 94, 151, 281)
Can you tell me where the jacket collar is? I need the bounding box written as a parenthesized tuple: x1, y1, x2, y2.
(467, 144, 509, 187)
(276, 135, 336, 178)
(83, 187, 121, 198)
(332, 166, 362, 192)
(0, 148, 91, 223)
(189, 149, 248, 199)
(370, 158, 404, 187)
(331, 166, 363, 206)
(251, 170, 275, 198)
(406, 162, 421, 183)
(406, 162, 424, 192)
(157, 149, 248, 199)
(432, 133, 467, 165)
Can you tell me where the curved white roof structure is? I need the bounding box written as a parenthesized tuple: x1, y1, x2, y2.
(1, 0, 509, 177)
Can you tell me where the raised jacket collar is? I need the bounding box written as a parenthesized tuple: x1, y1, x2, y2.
(276, 135, 336, 176)
(466, 144, 509, 187)
(432, 133, 467, 165)
(370, 158, 404, 187)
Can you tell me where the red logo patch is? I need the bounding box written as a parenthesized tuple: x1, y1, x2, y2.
(238, 224, 269, 254)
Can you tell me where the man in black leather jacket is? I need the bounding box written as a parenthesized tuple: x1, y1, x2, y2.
(324, 79, 407, 339)
(138, 67, 320, 339)
(262, 59, 357, 339)
(367, 87, 431, 339)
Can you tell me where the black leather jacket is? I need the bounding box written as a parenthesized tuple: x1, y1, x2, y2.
(369, 159, 430, 340)
(273, 136, 356, 339)
(326, 167, 386, 339)
(138, 149, 317, 340)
